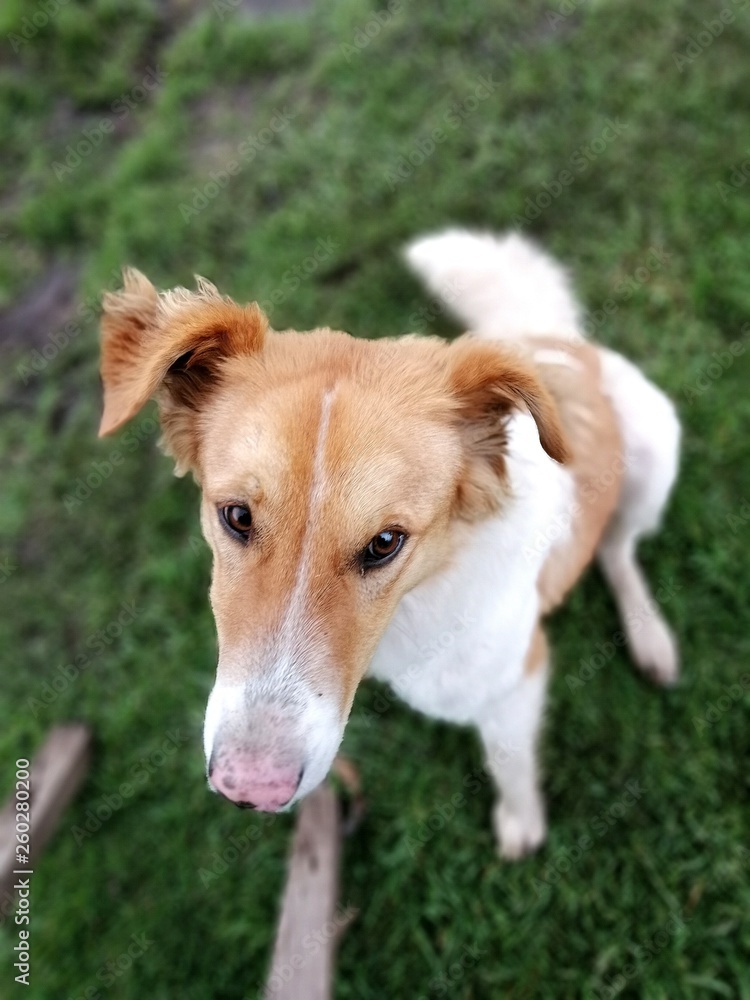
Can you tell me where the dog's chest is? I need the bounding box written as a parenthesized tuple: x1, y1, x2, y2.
(367, 565, 538, 723)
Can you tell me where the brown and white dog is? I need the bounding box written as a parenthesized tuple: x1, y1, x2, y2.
(98, 229, 680, 858)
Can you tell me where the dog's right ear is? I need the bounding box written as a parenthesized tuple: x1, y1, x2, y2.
(99, 269, 267, 472)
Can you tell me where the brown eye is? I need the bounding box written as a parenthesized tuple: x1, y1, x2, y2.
(221, 504, 252, 539)
(363, 529, 405, 568)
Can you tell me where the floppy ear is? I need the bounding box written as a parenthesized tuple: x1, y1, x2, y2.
(445, 336, 569, 519)
(99, 268, 267, 472)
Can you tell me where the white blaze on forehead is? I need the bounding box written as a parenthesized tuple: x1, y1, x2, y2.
(203, 388, 346, 775)
(278, 386, 336, 656)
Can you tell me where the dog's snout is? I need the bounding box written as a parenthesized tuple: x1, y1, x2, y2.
(203, 682, 344, 814)
(209, 752, 304, 812)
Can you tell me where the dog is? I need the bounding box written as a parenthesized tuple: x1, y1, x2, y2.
(98, 228, 680, 858)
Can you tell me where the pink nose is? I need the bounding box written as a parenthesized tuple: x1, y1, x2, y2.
(209, 755, 303, 811)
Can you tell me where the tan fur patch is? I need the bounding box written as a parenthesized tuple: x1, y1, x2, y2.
(527, 338, 623, 613)
(523, 624, 549, 676)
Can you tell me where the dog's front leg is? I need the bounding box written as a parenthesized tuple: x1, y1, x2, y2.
(477, 628, 549, 860)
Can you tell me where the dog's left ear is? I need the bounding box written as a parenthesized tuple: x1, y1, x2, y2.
(99, 269, 267, 471)
(446, 337, 570, 519)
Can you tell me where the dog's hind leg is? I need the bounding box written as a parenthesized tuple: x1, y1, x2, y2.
(596, 348, 681, 686)
(478, 630, 549, 860)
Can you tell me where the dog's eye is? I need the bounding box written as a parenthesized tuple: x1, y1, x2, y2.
(362, 530, 405, 569)
(221, 504, 252, 540)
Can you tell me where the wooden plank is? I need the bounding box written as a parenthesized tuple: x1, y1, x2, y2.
(265, 783, 342, 1000)
(0, 724, 91, 922)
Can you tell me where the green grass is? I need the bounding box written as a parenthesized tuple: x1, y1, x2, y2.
(1, 0, 749, 997)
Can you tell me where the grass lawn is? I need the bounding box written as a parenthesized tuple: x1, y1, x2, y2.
(1, 0, 749, 997)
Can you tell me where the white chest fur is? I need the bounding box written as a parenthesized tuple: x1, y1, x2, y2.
(367, 414, 574, 723)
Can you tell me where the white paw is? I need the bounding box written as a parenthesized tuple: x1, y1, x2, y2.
(630, 614, 679, 687)
(493, 797, 546, 861)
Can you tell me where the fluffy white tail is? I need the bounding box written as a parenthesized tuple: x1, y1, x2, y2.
(404, 228, 584, 341)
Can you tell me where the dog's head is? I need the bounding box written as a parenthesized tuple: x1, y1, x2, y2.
(99, 271, 567, 810)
